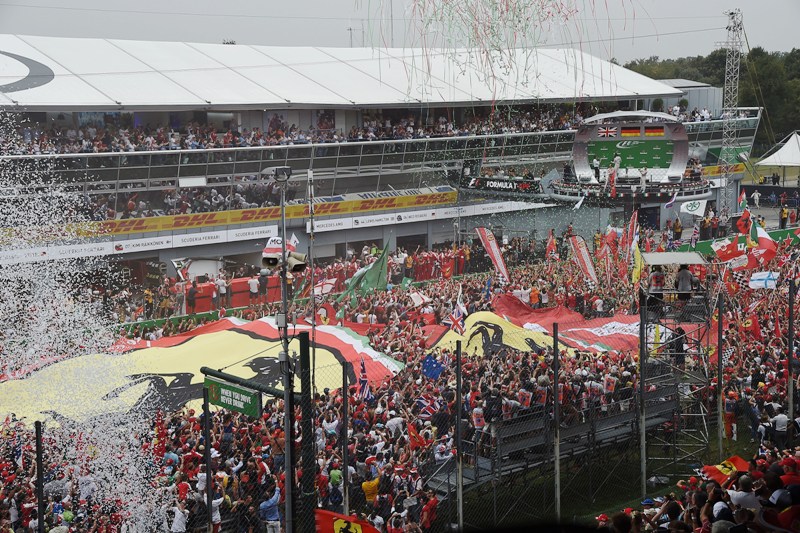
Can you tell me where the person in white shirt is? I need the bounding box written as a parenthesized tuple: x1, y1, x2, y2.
(751, 190, 761, 208)
(726, 475, 761, 510)
(211, 494, 224, 531)
(215, 276, 230, 307)
(771, 406, 789, 449)
(166, 501, 189, 532)
(385, 411, 404, 436)
(593, 298, 605, 317)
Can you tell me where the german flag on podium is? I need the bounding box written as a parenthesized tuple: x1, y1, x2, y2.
(644, 126, 664, 137)
(620, 126, 640, 137)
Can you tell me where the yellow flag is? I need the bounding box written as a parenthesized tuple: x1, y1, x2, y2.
(651, 324, 661, 355)
(632, 245, 644, 285)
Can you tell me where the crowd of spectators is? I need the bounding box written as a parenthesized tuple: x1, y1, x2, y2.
(8, 203, 800, 531)
(595, 452, 800, 532)
(0, 103, 638, 157)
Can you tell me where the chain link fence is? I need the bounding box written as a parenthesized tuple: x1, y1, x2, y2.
(413, 290, 725, 529)
(2, 290, 735, 532)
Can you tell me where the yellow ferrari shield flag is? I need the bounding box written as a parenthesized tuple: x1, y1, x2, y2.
(316, 509, 380, 533)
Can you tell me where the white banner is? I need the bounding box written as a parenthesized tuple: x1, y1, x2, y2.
(352, 213, 397, 227)
(51, 242, 114, 260)
(680, 199, 707, 216)
(226, 225, 278, 242)
(111, 236, 173, 254)
(308, 218, 353, 232)
(172, 231, 227, 248)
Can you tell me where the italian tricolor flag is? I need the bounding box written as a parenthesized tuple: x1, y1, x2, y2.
(741, 225, 778, 269)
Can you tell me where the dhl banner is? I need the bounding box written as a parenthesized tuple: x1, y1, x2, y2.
(95, 191, 458, 236)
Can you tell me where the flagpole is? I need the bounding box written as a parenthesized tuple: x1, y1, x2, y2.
(278, 174, 295, 533)
(341, 362, 350, 515)
(308, 169, 317, 393)
(789, 277, 795, 441)
(455, 340, 464, 531)
(718, 295, 724, 462)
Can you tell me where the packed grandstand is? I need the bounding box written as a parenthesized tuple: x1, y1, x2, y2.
(4, 200, 800, 531)
(0, 29, 788, 533)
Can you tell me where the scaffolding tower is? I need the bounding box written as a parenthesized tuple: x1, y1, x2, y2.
(640, 252, 713, 476)
(719, 8, 744, 216)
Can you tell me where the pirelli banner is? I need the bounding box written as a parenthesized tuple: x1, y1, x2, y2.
(96, 188, 457, 236)
(700, 163, 746, 177)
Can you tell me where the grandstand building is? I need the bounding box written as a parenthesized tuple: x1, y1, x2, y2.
(0, 35, 759, 272)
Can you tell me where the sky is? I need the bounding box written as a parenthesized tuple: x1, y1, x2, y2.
(0, 0, 796, 63)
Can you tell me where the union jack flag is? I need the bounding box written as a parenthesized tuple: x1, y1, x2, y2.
(357, 356, 374, 402)
(443, 283, 468, 334)
(445, 306, 466, 335)
(598, 127, 617, 138)
(416, 396, 441, 420)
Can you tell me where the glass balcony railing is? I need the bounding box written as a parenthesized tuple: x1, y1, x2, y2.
(0, 114, 759, 222)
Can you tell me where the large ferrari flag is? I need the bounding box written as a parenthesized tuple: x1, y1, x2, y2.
(315, 509, 381, 533)
(475, 227, 510, 282)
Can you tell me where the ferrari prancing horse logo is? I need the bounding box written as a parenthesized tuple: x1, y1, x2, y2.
(333, 518, 362, 533)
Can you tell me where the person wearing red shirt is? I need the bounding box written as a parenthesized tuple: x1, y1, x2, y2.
(780, 457, 800, 486)
(420, 490, 438, 532)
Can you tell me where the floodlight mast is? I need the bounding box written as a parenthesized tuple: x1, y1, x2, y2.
(719, 8, 743, 217)
(262, 164, 294, 532)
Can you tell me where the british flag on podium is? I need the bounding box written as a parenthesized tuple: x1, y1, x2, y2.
(598, 127, 618, 138)
(357, 356, 374, 402)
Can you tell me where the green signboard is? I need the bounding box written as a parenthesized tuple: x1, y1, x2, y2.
(204, 377, 262, 418)
(587, 139, 675, 169)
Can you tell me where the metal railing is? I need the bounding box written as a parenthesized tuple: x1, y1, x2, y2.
(1, 114, 759, 198)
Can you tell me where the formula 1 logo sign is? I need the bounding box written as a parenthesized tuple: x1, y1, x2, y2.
(0, 50, 56, 92)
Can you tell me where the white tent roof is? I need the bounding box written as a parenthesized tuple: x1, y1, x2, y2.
(641, 252, 706, 266)
(582, 110, 681, 124)
(755, 132, 800, 168)
(0, 35, 683, 111)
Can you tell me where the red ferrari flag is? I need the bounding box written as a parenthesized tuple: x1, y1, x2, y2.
(701, 456, 750, 485)
(315, 509, 381, 533)
(736, 209, 752, 234)
(711, 238, 744, 262)
(742, 316, 762, 340)
(408, 422, 431, 450)
(475, 227, 510, 282)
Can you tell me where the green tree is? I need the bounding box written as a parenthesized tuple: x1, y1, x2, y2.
(625, 47, 800, 150)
